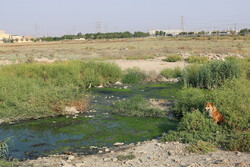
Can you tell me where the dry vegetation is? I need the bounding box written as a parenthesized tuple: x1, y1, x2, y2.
(0, 36, 250, 65)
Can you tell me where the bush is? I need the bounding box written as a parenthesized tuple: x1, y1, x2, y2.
(163, 54, 182, 62)
(173, 88, 207, 118)
(161, 111, 220, 143)
(160, 67, 182, 79)
(209, 78, 249, 131)
(183, 59, 243, 89)
(220, 132, 250, 152)
(112, 96, 166, 118)
(122, 67, 146, 84)
(162, 78, 250, 152)
(185, 55, 208, 64)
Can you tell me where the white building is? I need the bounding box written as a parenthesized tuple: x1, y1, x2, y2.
(149, 29, 183, 36)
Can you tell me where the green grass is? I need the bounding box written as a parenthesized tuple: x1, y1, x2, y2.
(0, 61, 122, 122)
(163, 54, 182, 62)
(0, 159, 17, 167)
(160, 67, 182, 79)
(112, 95, 166, 118)
(122, 67, 146, 84)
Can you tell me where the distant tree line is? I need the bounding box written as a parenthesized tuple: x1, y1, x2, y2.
(239, 28, 250, 36)
(40, 31, 149, 41)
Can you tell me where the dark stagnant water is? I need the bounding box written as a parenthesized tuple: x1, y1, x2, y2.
(0, 82, 182, 160)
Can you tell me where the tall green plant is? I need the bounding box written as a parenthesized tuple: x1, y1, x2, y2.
(0, 138, 13, 158)
(183, 59, 243, 89)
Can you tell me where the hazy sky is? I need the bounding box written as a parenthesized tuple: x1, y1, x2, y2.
(1, 0, 250, 36)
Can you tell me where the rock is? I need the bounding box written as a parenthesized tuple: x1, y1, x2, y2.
(68, 155, 75, 161)
(115, 81, 122, 85)
(235, 151, 241, 156)
(64, 106, 79, 115)
(90, 146, 97, 149)
(103, 157, 111, 162)
(105, 148, 110, 152)
(96, 84, 104, 88)
(98, 150, 103, 153)
(75, 163, 85, 167)
(114, 142, 124, 146)
(112, 158, 118, 162)
(111, 150, 115, 154)
(214, 159, 226, 164)
(235, 162, 248, 167)
(124, 86, 128, 89)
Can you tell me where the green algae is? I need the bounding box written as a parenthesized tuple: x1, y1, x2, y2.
(1, 82, 181, 160)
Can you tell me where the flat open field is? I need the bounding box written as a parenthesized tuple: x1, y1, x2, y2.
(0, 36, 249, 64)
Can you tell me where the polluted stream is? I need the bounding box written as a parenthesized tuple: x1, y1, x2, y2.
(0, 82, 182, 160)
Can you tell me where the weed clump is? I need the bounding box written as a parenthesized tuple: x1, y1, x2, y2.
(122, 67, 146, 84)
(163, 54, 182, 62)
(112, 96, 166, 118)
(160, 67, 182, 79)
(117, 153, 136, 161)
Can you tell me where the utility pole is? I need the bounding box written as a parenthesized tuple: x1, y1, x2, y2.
(96, 21, 101, 33)
(34, 24, 39, 38)
(181, 16, 185, 31)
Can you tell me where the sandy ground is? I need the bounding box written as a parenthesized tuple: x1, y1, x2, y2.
(110, 57, 186, 74)
(18, 139, 249, 167)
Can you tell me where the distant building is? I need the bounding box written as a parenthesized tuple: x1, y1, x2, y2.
(74, 38, 85, 41)
(23, 36, 34, 41)
(149, 29, 183, 36)
(11, 35, 23, 41)
(0, 30, 10, 41)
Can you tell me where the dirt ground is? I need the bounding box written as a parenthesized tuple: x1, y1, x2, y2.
(110, 57, 186, 73)
(18, 139, 250, 167)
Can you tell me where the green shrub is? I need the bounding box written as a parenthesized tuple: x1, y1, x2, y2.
(162, 78, 250, 152)
(186, 140, 217, 153)
(160, 67, 182, 79)
(220, 132, 250, 152)
(173, 88, 207, 118)
(161, 111, 220, 143)
(112, 96, 166, 118)
(208, 78, 250, 131)
(122, 67, 146, 84)
(185, 55, 208, 64)
(163, 54, 182, 62)
(183, 59, 243, 89)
